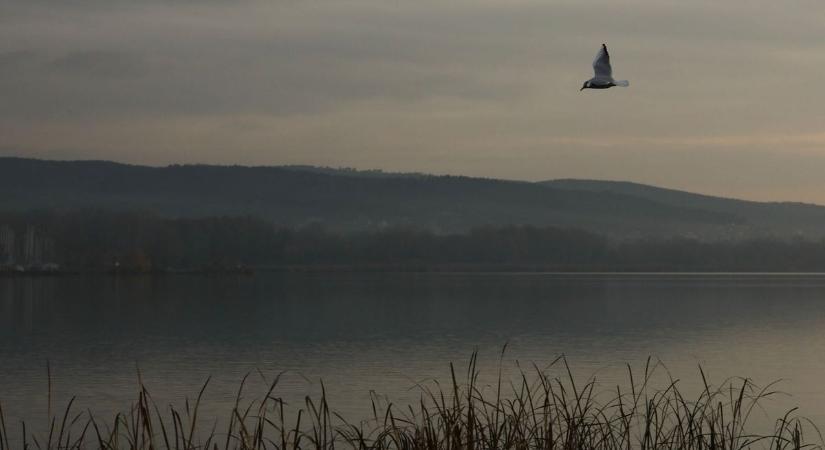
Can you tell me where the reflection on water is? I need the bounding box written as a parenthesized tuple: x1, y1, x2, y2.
(2, 273, 825, 433)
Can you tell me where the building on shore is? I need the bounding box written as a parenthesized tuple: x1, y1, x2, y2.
(22, 226, 55, 267)
(0, 225, 14, 265)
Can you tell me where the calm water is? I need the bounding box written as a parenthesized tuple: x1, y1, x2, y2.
(2, 273, 825, 435)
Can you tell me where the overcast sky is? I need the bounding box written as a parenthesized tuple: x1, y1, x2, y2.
(2, 0, 825, 202)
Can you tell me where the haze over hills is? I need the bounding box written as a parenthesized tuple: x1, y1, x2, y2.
(2, 157, 823, 240)
(542, 179, 825, 236)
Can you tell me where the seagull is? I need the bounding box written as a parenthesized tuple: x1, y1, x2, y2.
(581, 44, 629, 91)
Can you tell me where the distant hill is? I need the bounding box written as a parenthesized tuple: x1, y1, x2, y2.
(1, 157, 824, 239)
(542, 179, 825, 238)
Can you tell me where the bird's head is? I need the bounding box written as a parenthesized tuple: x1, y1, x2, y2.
(580, 81, 590, 91)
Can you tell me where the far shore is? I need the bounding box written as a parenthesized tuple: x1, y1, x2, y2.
(5, 264, 825, 276)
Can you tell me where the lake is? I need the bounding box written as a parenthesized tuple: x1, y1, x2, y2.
(2, 272, 825, 438)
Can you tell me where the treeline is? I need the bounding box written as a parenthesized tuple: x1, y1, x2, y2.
(4, 210, 825, 271)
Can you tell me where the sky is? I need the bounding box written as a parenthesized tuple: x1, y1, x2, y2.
(2, 0, 825, 203)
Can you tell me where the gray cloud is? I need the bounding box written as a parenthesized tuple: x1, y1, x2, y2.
(48, 50, 145, 79)
(0, 2, 530, 118)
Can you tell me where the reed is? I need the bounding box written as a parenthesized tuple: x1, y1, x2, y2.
(0, 354, 820, 450)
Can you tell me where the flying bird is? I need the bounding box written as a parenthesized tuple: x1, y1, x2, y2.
(581, 44, 629, 91)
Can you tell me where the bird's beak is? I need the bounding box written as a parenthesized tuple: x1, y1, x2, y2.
(580, 87, 585, 91)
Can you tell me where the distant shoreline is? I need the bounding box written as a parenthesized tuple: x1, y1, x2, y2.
(5, 265, 825, 276)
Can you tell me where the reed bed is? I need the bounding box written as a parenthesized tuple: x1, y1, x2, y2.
(0, 354, 820, 450)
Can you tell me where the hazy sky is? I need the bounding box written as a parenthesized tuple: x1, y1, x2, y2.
(2, 0, 825, 202)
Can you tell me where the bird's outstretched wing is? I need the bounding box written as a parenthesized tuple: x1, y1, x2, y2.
(592, 44, 613, 81)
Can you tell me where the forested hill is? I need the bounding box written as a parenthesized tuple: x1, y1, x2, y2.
(1, 157, 824, 239)
(542, 179, 825, 237)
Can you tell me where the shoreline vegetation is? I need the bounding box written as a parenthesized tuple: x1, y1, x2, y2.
(5, 211, 825, 274)
(0, 356, 820, 450)
(10, 266, 825, 276)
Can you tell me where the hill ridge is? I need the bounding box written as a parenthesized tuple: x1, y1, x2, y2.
(2, 157, 824, 239)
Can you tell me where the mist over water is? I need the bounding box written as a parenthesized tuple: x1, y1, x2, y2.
(2, 273, 825, 436)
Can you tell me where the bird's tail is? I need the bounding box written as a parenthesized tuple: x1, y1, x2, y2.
(614, 80, 630, 87)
